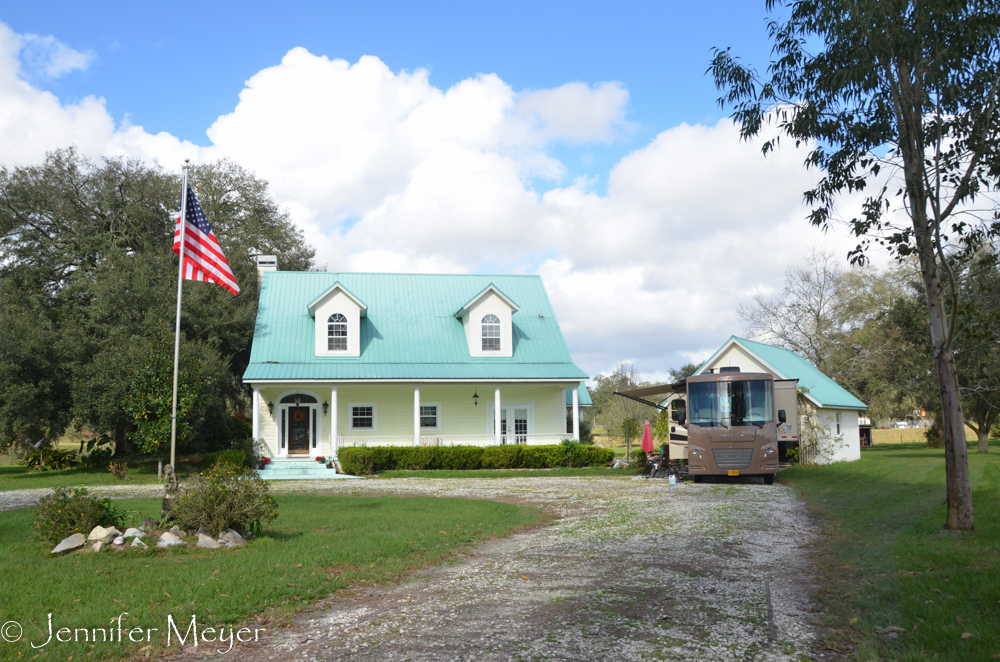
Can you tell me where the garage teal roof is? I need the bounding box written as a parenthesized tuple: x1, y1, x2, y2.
(243, 272, 588, 382)
(698, 336, 867, 409)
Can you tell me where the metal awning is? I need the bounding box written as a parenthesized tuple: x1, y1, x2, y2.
(613, 382, 686, 411)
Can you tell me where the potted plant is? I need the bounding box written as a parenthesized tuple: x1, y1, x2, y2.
(315, 456, 325, 463)
(259, 457, 272, 470)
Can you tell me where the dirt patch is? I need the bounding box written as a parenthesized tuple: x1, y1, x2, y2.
(171, 476, 822, 661)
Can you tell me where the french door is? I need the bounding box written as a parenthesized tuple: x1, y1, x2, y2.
(487, 403, 531, 444)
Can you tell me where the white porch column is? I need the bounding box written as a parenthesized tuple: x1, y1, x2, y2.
(413, 386, 421, 447)
(494, 386, 502, 446)
(572, 386, 580, 441)
(330, 386, 338, 458)
(252, 386, 260, 443)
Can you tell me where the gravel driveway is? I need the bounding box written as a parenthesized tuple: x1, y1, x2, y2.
(220, 476, 819, 661)
(3, 476, 822, 660)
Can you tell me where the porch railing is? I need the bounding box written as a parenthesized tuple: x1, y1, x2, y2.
(337, 433, 569, 448)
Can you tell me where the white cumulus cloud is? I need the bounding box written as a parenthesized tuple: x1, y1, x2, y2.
(19, 31, 95, 78)
(0, 31, 884, 379)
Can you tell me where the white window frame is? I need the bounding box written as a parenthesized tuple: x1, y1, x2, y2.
(327, 313, 348, 352)
(348, 402, 378, 432)
(419, 402, 441, 430)
(273, 389, 323, 458)
(835, 412, 842, 435)
(481, 314, 501, 352)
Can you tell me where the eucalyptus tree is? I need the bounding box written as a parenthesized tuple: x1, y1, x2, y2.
(711, 0, 1000, 530)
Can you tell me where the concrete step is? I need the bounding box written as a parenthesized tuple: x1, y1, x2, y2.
(257, 460, 359, 481)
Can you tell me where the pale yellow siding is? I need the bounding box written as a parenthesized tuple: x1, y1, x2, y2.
(256, 382, 574, 457)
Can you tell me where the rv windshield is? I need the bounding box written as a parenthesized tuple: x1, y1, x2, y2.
(687, 380, 774, 428)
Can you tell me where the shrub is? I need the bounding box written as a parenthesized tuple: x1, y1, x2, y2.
(34, 487, 121, 544)
(108, 461, 129, 480)
(631, 448, 648, 466)
(20, 448, 78, 472)
(81, 447, 113, 468)
(566, 415, 595, 444)
(169, 464, 278, 536)
(203, 449, 248, 468)
(79, 436, 114, 468)
(339, 444, 615, 475)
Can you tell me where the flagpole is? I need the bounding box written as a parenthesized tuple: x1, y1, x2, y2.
(169, 160, 190, 470)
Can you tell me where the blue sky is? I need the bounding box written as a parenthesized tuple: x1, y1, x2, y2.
(1, 1, 863, 381)
(4, 1, 776, 190)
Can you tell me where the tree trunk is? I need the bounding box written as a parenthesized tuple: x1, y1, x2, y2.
(914, 227, 975, 530)
(113, 425, 132, 457)
(977, 426, 990, 454)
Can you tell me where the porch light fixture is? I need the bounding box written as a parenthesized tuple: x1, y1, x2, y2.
(322, 401, 329, 414)
(472, 390, 479, 407)
(294, 395, 302, 407)
(267, 401, 274, 416)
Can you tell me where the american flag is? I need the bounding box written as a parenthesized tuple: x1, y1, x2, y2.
(173, 184, 240, 296)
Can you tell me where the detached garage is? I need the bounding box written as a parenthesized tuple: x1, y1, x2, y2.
(696, 336, 867, 464)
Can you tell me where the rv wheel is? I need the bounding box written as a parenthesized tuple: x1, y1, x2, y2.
(763, 475, 774, 485)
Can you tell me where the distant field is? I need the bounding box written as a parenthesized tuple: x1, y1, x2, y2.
(872, 426, 981, 444)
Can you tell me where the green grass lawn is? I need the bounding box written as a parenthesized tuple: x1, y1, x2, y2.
(375, 466, 641, 479)
(0, 461, 199, 492)
(780, 441, 1000, 661)
(0, 494, 547, 660)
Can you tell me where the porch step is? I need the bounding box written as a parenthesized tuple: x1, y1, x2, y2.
(257, 459, 360, 481)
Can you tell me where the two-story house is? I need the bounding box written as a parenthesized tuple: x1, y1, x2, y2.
(243, 258, 589, 459)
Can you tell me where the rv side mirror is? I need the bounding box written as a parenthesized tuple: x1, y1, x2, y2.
(678, 413, 686, 426)
(778, 409, 787, 424)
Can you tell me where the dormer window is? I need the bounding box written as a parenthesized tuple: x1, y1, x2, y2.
(328, 313, 347, 351)
(309, 282, 366, 357)
(482, 314, 501, 351)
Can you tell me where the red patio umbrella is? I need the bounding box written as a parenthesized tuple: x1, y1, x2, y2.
(640, 419, 654, 453)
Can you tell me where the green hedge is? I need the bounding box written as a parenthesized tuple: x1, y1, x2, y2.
(339, 443, 615, 475)
(203, 449, 249, 468)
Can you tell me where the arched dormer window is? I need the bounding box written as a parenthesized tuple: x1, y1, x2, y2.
(482, 314, 501, 351)
(328, 313, 348, 351)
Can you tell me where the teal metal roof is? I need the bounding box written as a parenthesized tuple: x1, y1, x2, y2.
(244, 272, 588, 382)
(565, 382, 593, 407)
(698, 336, 867, 409)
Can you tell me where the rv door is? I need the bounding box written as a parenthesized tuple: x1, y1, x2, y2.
(774, 379, 799, 443)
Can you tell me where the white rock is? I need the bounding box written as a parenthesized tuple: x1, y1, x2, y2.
(157, 532, 186, 548)
(130, 537, 147, 549)
(197, 533, 220, 549)
(169, 525, 183, 536)
(92, 541, 104, 552)
(123, 528, 144, 539)
(219, 529, 245, 547)
(51, 533, 86, 554)
(113, 536, 125, 546)
(87, 526, 121, 542)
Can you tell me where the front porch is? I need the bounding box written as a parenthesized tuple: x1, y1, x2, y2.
(249, 382, 582, 459)
(337, 433, 568, 448)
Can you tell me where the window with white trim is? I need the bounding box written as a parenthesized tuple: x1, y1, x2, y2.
(835, 412, 842, 435)
(420, 404, 440, 429)
(350, 403, 376, 430)
(482, 314, 500, 351)
(328, 313, 348, 351)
